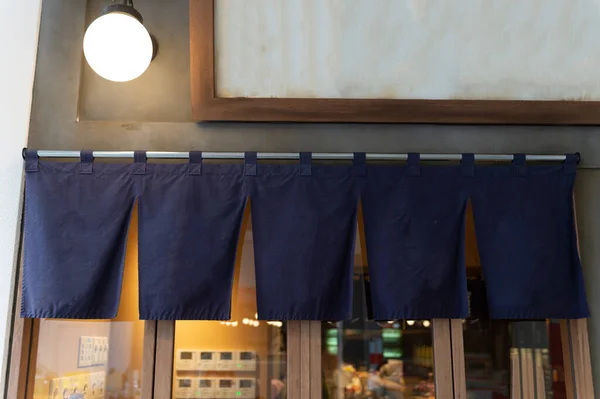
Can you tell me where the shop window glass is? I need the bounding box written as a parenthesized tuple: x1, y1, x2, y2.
(31, 209, 145, 399)
(321, 223, 436, 399)
(463, 203, 572, 399)
(172, 220, 287, 399)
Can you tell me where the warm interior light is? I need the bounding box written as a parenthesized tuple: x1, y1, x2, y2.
(83, 6, 153, 82)
(422, 320, 431, 328)
(406, 320, 415, 326)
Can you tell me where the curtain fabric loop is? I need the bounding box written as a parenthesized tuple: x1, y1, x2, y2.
(511, 153, 526, 177)
(80, 150, 94, 175)
(24, 149, 39, 172)
(564, 153, 578, 175)
(353, 152, 367, 176)
(462, 153, 475, 177)
(245, 152, 257, 176)
(134, 151, 147, 175)
(407, 153, 421, 176)
(299, 152, 312, 176)
(188, 151, 203, 176)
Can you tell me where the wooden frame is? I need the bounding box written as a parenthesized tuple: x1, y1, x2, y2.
(141, 321, 158, 399)
(569, 319, 595, 398)
(287, 321, 302, 399)
(190, 0, 600, 125)
(450, 319, 467, 399)
(153, 321, 174, 399)
(432, 319, 455, 398)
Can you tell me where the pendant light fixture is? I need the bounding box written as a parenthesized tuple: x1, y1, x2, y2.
(83, 0, 156, 82)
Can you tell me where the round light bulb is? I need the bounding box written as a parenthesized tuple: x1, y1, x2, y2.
(406, 320, 415, 326)
(422, 320, 431, 328)
(83, 11, 153, 82)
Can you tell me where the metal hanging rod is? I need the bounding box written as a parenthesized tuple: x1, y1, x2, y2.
(23, 149, 575, 162)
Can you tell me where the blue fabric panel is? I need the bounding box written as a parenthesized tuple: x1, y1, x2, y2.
(362, 157, 469, 319)
(137, 160, 247, 320)
(248, 153, 363, 320)
(22, 153, 138, 319)
(470, 155, 589, 319)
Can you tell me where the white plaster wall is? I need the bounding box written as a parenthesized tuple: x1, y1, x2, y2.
(216, 0, 600, 100)
(0, 0, 42, 391)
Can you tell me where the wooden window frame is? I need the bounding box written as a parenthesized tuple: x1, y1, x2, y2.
(190, 0, 600, 125)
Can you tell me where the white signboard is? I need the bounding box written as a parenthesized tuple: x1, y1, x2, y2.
(215, 0, 600, 100)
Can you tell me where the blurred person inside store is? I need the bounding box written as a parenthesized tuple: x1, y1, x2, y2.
(367, 360, 405, 399)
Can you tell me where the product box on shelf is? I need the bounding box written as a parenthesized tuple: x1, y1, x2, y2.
(198, 350, 217, 370)
(236, 378, 257, 399)
(216, 351, 235, 371)
(176, 349, 198, 371)
(90, 371, 106, 399)
(196, 378, 216, 399)
(216, 378, 237, 398)
(49, 378, 61, 399)
(174, 377, 195, 398)
(236, 351, 257, 371)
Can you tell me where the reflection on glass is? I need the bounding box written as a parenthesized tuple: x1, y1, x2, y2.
(464, 205, 570, 399)
(31, 210, 145, 399)
(321, 223, 436, 399)
(463, 318, 568, 399)
(172, 221, 287, 399)
(322, 320, 435, 399)
(33, 319, 144, 399)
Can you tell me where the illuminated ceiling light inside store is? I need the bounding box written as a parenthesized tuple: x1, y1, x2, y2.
(83, 0, 156, 82)
(406, 320, 415, 326)
(422, 320, 431, 328)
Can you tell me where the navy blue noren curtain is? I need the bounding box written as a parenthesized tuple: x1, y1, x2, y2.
(361, 154, 469, 320)
(22, 151, 589, 321)
(469, 154, 589, 319)
(248, 152, 364, 320)
(22, 151, 137, 319)
(137, 152, 247, 320)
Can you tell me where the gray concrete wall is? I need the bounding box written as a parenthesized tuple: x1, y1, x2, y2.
(25, 0, 600, 396)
